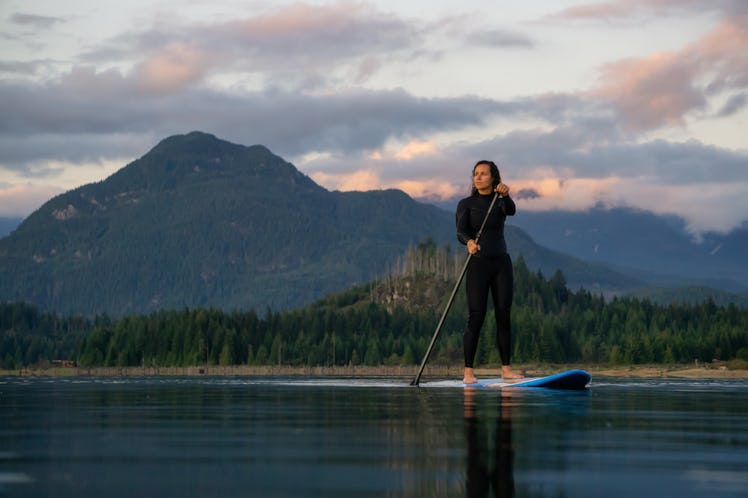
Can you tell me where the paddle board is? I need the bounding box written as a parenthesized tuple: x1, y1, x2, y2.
(421, 369, 591, 390)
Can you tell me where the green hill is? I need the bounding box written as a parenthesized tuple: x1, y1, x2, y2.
(3, 244, 746, 370)
(0, 132, 455, 314)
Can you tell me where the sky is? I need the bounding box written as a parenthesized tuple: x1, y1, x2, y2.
(1, 0, 747, 235)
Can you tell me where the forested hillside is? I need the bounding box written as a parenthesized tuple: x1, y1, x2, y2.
(0, 132, 454, 314)
(2, 242, 747, 370)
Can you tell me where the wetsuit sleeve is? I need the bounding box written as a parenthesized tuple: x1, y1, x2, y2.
(501, 196, 516, 216)
(456, 199, 474, 245)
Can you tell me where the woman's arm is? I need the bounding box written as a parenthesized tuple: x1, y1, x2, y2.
(455, 199, 475, 245)
(501, 196, 516, 216)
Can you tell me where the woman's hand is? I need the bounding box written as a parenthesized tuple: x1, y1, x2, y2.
(496, 183, 510, 196)
(467, 239, 480, 255)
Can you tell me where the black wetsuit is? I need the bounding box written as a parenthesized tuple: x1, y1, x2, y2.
(455, 193, 516, 367)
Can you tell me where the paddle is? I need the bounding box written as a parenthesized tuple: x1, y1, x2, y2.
(410, 192, 500, 386)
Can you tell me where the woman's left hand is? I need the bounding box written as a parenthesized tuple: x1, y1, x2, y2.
(496, 183, 510, 196)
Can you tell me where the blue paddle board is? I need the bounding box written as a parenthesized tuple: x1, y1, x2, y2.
(421, 369, 591, 390)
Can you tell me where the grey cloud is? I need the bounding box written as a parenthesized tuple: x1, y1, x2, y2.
(223, 9, 416, 59)
(457, 127, 748, 185)
(0, 133, 153, 175)
(466, 29, 534, 48)
(79, 3, 421, 88)
(0, 76, 518, 168)
(302, 125, 748, 209)
(9, 13, 64, 28)
(0, 60, 48, 75)
(717, 92, 748, 117)
(516, 188, 541, 200)
(550, 0, 735, 21)
(579, 140, 748, 184)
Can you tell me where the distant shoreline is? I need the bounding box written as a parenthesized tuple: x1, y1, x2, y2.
(2, 363, 747, 379)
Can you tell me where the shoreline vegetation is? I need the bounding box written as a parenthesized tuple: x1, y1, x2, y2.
(3, 362, 747, 379)
(4, 245, 748, 374)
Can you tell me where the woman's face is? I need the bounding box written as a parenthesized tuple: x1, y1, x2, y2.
(473, 164, 494, 193)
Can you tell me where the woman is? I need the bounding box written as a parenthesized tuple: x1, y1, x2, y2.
(456, 160, 522, 384)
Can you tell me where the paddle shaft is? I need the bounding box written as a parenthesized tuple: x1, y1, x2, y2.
(410, 192, 500, 386)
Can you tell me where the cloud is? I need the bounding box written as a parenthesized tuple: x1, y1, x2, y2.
(310, 169, 380, 192)
(133, 43, 209, 93)
(604, 178, 748, 234)
(0, 132, 148, 175)
(0, 59, 49, 76)
(78, 1, 420, 90)
(593, 52, 705, 130)
(515, 176, 622, 212)
(513, 174, 748, 234)
(717, 92, 748, 117)
(460, 124, 748, 184)
(8, 13, 64, 28)
(466, 29, 534, 48)
(393, 179, 461, 202)
(0, 73, 519, 168)
(354, 55, 381, 83)
(558, 1, 748, 132)
(2, 1, 747, 235)
(394, 140, 438, 160)
(0, 183, 63, 216)
(458, 128, 748, 233)
(551, 0, 733, 21)
(696, 15, 748, 94)
(516, 188, 540, 200)
(310, 167, 460, 203)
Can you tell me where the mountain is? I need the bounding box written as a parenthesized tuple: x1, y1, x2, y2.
(701, 221, 748, 269)
(0, 132, 647, 316)
(0, 217, 22, 238)
(0, 132, 457, 315)
(632, 285, 748, 308)
(512, 207, 748, 291)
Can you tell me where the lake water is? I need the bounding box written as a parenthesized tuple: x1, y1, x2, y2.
(1, 375, 747, 498)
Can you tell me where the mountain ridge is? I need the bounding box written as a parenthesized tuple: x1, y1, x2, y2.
(0, 132, 458, 314)
(3, 131, 742, 315)
(512, 207, 748, 290)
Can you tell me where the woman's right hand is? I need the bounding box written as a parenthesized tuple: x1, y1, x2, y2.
(467, 239, 480, 255)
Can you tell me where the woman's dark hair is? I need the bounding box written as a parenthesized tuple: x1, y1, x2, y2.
(470, 160, 501, 196)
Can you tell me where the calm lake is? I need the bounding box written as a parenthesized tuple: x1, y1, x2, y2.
(1, 375, 747, 497)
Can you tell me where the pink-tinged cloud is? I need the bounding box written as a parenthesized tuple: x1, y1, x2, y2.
(514, 171, 748, 234)
(695, 16, 748, 92)
(591, 8, 748, 131)
(0, 183, 63, 217)
(226, 1, 412, 57)
(233, 1, 367, 38)
(310, 169, 381, 192)
(513, 176, 621, 212)
(134, 43, 208, 94)
(393, 179, 460, 201)
(594, 52, 705, 129)
(554, 0, 721, 20)
(310, 165, 459, 202)
(554, 1, 636, 19)
(394, 140, 438, 160)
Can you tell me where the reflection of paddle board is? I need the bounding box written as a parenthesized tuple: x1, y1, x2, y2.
(421, 369, 591, 390)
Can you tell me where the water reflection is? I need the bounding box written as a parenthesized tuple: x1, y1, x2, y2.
(2, 377, 747, 497)
(464, 388, 515, 498)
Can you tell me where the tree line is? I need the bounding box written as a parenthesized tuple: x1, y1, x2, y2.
(2, 243, 747, 370)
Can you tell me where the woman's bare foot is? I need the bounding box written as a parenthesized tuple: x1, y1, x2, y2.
(463, 367, 478, 384)
(501, 365, 524, 380)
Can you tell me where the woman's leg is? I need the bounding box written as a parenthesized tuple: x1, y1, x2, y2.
(464, 258, 491, 382)
(490, 255, 522, 378)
